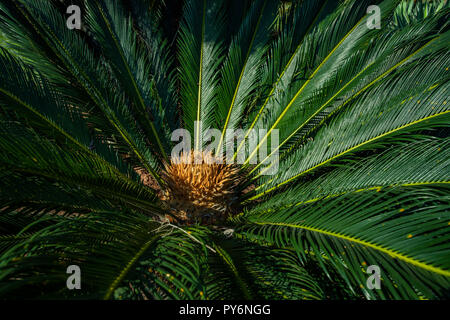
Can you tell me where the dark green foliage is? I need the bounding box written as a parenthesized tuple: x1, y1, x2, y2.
(0, 0, 449, 300)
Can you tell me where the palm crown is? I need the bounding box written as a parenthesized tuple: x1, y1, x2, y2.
(0, 0, 449, 300)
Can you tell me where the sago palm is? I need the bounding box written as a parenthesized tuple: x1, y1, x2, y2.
(0, 0, 449, 300)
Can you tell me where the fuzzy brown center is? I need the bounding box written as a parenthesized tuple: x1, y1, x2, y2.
(160, 151, 242, 225)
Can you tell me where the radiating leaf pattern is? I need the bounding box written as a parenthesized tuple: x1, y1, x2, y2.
(0, 0, 448, 300)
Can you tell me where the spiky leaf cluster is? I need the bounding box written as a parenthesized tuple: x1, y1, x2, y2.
(0, 0, 449, 300)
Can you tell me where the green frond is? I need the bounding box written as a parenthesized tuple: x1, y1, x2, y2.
(0, 121, 161, 217)
(242, 0, 384, 165)
(214, 0, 277, 154)
(238, 186, 450, 299)
(250, 9, 449, 173)
(0, 0, 449, 301)
(205, 238, 325, 300)
(390, 0, 450, 29)
(113, 226, 212, 300)
(84, 0, 172, 160)
(0, 209, 165, 299)
(252, 45, 449, 197)
(178, 0, 226, 149)
(247, 136, 449, 210)
(7, 0, 163, 183)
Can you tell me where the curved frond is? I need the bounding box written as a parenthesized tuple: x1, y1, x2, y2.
(238, 186, 450, 299)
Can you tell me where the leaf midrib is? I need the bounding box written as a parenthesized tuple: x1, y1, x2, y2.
(251, 221, 450, 277)
(95, 3, 168, 161)
(251, 36, 441, 176)
(251, 110, 450, 199)
(232, 0, 329, 162)
(245, 2, 362, 165)
(15, 1, 163, 185)
(103, 234, 160, 300)
(216, 0, 268, 155)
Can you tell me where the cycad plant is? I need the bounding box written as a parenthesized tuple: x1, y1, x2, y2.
(0, 0, 449, 300)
